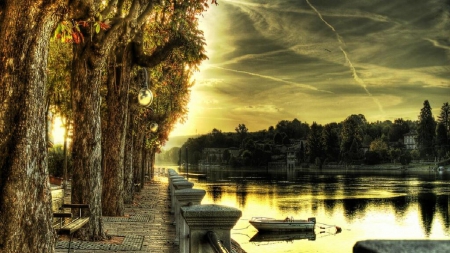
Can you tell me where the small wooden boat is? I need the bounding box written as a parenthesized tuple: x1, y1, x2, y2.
(249, 217, 316, 232)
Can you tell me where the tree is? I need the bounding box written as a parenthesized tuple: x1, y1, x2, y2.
(436, 102, 449, 157)
(67, 0, 212, 233)
(365, 151, 381, 165)
(435, 123, 448, 160)
(235, 124, 249, 135)
(298, 142, 305, 163)
(0, 1, 65, 252)
(370, 138, 389, 162)
(437, 102, 449, 133)
(340, 114, 366, 160)
(389, 118, 410, 143)
(307, 122, 324, 168)
(235, 123, 248, 146)
(417, 100, 436, 158)
(322, 123, 340, 162)
(273, 132, 285, 145)
(399, 150, 412, 166)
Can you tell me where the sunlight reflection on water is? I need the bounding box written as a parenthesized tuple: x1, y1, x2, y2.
(164, 165, 450, 253)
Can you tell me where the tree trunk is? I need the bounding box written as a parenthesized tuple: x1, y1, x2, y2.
(0, 1, 63, 252)
(101, 46, 133, 216)
(133, 133, 144, 192)
(124, 95, 137, 203)
(150, 149, 156, 180)
(141, 147, 147, 189)
(70, 44, 105, 240)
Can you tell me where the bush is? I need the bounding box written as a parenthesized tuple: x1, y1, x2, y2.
(48, 144, 72, 177)
(399, 152, 412, 165)
(365, 151, 380, 165)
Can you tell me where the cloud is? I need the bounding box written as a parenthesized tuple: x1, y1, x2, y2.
(210, 65, 333, 93)
(305, 0, 385, 115)
(170, 0, 450, 137)
(233, 104, 282, 113)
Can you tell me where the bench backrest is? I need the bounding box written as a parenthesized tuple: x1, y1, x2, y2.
(51, 186, 65, 225)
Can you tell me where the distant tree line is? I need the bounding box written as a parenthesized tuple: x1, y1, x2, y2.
(158, 100, 450, 168)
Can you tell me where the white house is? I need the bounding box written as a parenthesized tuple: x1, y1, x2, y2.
(404, 131, 418, 150)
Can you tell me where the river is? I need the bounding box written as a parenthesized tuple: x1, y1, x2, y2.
(160, 164, 450, 253)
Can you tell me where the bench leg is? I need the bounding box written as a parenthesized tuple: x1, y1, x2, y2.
(67, 234, 73, 253)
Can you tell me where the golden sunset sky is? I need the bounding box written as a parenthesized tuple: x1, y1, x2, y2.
(169, 0, 449, 140)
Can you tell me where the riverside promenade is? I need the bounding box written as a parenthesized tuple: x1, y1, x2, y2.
(55, 174, 179, 253)
(55, 173, 246, 253)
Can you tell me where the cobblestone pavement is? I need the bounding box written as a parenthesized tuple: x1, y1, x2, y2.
(55, 175, 179, 253)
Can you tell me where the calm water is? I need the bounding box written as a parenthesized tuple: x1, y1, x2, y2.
(163, 164, 450, 253)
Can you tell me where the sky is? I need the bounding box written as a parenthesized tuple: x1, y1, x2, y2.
(169, 0, 450, 139)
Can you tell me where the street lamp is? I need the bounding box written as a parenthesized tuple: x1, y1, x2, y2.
(137, 69, 153, 107)
(150, 122, 158, 132)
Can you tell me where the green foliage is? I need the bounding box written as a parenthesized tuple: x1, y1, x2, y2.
(48, 145, 71, 178)
(399, 151, 412, 165)
(340, 114, 366, 159)
(275, 119, 310, 139)
(322, 123, 340, 162)
(370, 138, 389, 162)
(173, 101, 448, 168)
(389, 118, 410, 142)
(156, 147, 181, 164)
(307, 122, 324, 163)
(365, 151, 380, 165)
(417, 100, 436, 157)
(437, 102, 450, 132)
(410, 149, 420, 160)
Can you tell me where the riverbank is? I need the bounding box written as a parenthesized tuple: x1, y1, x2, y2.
(318, 162, 441, 171)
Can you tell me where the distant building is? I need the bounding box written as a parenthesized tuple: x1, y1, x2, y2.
(404, 131, 418, 150)
(202, 148, 227, 165)
(228, 148, 240, 159)
(286, 146, 296, 169)
(360, 144, 370, 154)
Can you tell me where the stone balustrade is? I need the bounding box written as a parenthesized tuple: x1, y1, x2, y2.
(167, 168, 242, 253)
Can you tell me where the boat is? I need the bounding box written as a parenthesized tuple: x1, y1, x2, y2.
(250, 230, 316, 242)
(249, 217, 316, 232)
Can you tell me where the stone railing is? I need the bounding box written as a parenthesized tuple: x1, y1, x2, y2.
(167, 168, 242, 253)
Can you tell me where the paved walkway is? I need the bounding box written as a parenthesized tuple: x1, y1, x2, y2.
(55, 175, 178, 253)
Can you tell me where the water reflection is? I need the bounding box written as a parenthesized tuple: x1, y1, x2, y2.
(250, 230, 317, 243)
(176, 165, 450, 253)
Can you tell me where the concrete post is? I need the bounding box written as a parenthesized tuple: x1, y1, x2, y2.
(181, 204, 242, 253)
(170, 178, 189, 213)
(172, 180, 194, 215)
(168, 175, 184, 196)
(168, 169, 177, 176)
(174, 189, 206, 248)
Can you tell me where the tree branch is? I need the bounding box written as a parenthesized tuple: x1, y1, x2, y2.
(100, 0, 119, 18)
(132, 33, 186, 68)
(137, 0, 162, 26)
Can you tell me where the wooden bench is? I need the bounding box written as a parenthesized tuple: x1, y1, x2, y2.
(53, 204, 90, 234)
(51, 186, 90, 252)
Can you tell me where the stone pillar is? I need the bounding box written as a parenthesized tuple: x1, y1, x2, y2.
(174, 189, 206, 248)
(170, 178, 189, 213)
(168, 175, 184, 196)
(181, 204, 242, 253)
(172, 180, 194, 215)
(168, 168, 177, 176)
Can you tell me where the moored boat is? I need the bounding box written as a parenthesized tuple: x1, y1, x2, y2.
(249, 217, 316, 232)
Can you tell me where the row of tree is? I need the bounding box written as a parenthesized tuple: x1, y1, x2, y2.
(159, 100, 450, 167)
(0, 1, 216, 252)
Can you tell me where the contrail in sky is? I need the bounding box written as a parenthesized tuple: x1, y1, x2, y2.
(211, 65, 333, 93)
(305, 0, 385, 114)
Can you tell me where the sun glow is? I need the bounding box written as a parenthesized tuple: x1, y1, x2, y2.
(51, 116, 67, 145)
